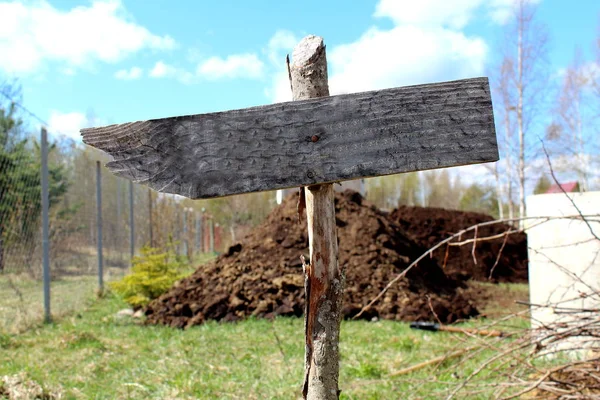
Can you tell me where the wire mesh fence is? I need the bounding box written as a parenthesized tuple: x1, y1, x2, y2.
(0, 126, 221, 334)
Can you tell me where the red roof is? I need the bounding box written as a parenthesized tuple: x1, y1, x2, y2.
(545, 181, 580, 194)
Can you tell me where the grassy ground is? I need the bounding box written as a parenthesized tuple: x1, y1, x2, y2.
(0, 281, 534, 399)
(0, 274, 98, 334)
(0, 253, 216, 334)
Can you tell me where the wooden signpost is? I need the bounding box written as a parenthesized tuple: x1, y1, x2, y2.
(82, 35, 498, 400)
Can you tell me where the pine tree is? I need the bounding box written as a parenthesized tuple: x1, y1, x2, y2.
(0, 88, 69, 272)
(533, 175, 551, 194)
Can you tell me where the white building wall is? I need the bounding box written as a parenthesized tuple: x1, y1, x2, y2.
(526, 191, 600, 356)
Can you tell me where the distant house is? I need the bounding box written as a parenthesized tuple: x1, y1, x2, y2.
(545, 181, 580, 194)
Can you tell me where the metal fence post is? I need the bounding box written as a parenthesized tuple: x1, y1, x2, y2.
(148, 188, 154, 247)
(195, 212, 203, 254)
(209, 218, 215, 253)
(129, 181, 135, 261)
(41, 127, 51, 323)
(96, 161, 104, 293)
(182, 208, 188, 258)
(116, 178, 121, 253)
(201, 209, 206, 252)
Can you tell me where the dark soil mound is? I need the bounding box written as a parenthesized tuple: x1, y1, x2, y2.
(389, 206, 528, 283)
(145, 191, 478, 328)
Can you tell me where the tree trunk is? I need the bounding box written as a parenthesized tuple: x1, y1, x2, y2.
(493, 161, 504, 220)
(574, 95, 588, 192)
(290, 35, 344, 400)
(303, 184, 343, 400)
(517, 0, 526, 227)
(503, 108, 515, 222)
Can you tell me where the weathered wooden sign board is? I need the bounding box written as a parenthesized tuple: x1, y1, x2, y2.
(82, 80, 496, 200)
(82, 35, 498, 400)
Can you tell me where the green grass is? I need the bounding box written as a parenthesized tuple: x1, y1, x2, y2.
(0, 274, 98, 334)
(0, 287, 544, 400)
(0, 252, 216, 335)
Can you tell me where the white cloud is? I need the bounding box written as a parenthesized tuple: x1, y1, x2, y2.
(47, 111, 88, 140)
(148, 54, 265, 83)
(487, 0, 516, 24)
(487, 0, 542, 25)
(263, 30, 298, 102)
(579, 62, 600, 83)
(148, 60, 194, 83)
(115, 66, 142, 80)
(374, 0, 483, 29)
(266, 72, 293, 103)
(149, 61, 175, 78)
(197, 53, 265, 80)
(0, 0, 175, 74)
(328, 25, 487, 95)
(374, 0, 542, 28)
(265, 1, 491, 103)
(266, 30, 298, 65)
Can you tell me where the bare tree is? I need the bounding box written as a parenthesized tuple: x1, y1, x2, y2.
(498, 0, 549, 224)
(489, 161, 504, 219)
(548, 51, 597, 192)
(492, 57, 518, 221)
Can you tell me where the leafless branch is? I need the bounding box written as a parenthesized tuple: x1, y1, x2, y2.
(541, 141, 599, 241)
(489, 231, 510, 280)
(353, 214, 595, 320)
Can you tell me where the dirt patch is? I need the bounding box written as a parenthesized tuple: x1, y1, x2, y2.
(390, 206, 528, 283)
(145, 191, 479, 328)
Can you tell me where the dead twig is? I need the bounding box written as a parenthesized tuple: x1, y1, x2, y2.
(471, 225, 478, 265)
(489, 230, 510, 280)
(541, 141, 599, 242)
(390, 346, 479, 377)
(448, 229, 520, 246)
(500, 370, 551, 400)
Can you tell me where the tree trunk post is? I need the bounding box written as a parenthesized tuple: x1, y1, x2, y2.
(291, 35, 344, 400)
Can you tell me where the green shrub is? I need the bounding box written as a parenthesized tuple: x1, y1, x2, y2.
(110, 246, 187, 308)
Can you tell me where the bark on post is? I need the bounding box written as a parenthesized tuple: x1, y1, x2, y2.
(291, 35, 344, 400)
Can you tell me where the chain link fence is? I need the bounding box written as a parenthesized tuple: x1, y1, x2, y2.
(1, 127, 221, 334)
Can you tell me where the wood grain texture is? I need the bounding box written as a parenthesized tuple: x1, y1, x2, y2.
(81, 77, 498, 199)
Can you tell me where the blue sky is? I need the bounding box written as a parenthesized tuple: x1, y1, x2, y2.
(0, 0, 598, 143)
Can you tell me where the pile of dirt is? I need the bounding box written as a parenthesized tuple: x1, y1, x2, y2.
(145, 191, 478, 328)
(390, 206, 528, 283)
